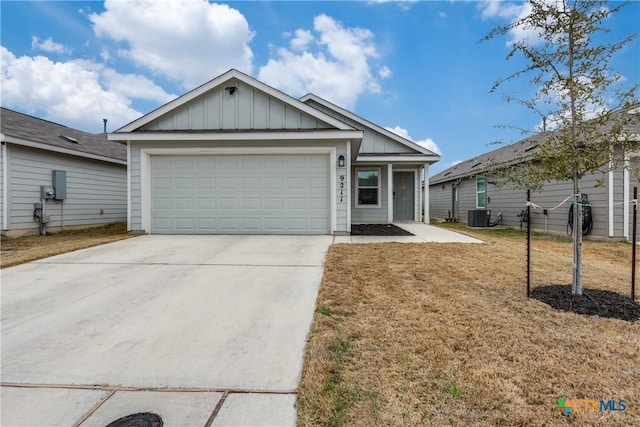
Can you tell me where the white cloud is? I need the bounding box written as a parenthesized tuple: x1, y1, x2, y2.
(89, 0, 254, 89)
(1, 46, 174, 132)
(368, 0, 418, 11)
(379, 65, 392, 79)
(385, 126, 441, 155)
(31, 36, 69, 54)
(258, 14, 388, 109)
(290, 29, 314, 51)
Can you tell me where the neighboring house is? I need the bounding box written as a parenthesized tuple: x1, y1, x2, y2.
(109, 69, 440, 235)
(1, 108, 127, 237)
(429, 109, 640, 240)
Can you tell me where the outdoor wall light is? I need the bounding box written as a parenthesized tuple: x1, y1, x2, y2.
(225, 86, 237, 95)
(338, 155, 345, 167)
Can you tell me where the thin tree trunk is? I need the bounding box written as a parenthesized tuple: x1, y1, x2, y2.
(568, 1, 583, 295)
(572, 174, 583, 295)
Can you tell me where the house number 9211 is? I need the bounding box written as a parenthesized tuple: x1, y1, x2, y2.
(338, 175, 345, 203)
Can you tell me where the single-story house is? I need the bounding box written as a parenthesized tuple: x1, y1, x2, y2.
(1, 108, 127, 237)
(429, 108, 640, 240)
(109, 69, 440, 235)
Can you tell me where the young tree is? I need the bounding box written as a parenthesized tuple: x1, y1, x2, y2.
(483, 0, 638, 295)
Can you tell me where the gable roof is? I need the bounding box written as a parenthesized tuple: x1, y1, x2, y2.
(430, 106, 640, 185)
(300, 93, 441, 159)
(114, 69, 355, 134)
(0, 108, 126, 164)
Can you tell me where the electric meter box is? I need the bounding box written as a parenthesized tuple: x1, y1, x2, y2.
(52, 170, 67, 200)
(41, 185, 55, 199)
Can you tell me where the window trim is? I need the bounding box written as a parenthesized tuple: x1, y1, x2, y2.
(476, 177, 486, 208)
(355, 167, 381, 208)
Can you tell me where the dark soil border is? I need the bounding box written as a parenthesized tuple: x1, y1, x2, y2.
(531, 284, 640, 322)
(351, 224, 414, 236)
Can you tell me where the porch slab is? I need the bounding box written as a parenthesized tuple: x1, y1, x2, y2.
(334, 223, 483, 243)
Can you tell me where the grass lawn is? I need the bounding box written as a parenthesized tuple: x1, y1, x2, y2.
(1, 223, 135, 268)
(298, 224, 639, 426)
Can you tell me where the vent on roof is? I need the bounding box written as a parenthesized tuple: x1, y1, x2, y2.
(444, 172, 451, 177)
(60, 135, 79, 143)
(471, 162, 482, 168)
(524, 145, 536, 152)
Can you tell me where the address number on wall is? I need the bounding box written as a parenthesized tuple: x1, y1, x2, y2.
(337, 175, 346, 203)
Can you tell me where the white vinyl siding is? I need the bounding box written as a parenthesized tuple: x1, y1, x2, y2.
(5, 145, 126, 232)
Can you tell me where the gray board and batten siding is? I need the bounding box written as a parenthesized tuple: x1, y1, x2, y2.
(138, 79, 334, 132)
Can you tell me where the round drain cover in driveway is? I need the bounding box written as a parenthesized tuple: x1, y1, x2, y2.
(105, 412, 163, 427)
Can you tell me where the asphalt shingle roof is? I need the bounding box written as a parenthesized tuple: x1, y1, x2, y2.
(430, 108, 640, 185)
(1, 108, 126, 162)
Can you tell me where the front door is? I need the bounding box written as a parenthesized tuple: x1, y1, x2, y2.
(393, 171, 414, 221)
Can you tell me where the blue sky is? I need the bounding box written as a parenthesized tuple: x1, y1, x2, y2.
(1, 1, 638, 175)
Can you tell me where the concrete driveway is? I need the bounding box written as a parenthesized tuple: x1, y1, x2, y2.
(1, 235, 332, 426)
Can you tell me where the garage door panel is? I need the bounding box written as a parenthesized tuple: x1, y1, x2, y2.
(264, 177, 283, 189)
(288, 198, 305, 210)
(198, 199, 216, 209)
(219, 198, 238, 209)
(242, 177, 261, 189)
(219, 177, 238, 189)
(264, 198, 283, 210)
(243, 198, 261, 209)
(219, 218, 239, 230)
(150, 154, 330, 234)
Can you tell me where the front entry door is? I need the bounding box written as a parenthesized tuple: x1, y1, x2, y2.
(393, 171, 414, 221)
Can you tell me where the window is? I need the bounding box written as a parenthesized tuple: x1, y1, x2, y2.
(476, 178, 486, 208)
(356, 168, 380, 207)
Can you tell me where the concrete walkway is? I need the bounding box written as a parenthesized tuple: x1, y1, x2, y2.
(334, 222, 483, 244)
(1, 235, 332, 427)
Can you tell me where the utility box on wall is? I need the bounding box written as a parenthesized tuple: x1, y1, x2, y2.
(52, 170, 67, 200)
(40, 185, 55, 199)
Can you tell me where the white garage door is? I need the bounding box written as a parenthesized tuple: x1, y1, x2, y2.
(150, 154, 330, 234)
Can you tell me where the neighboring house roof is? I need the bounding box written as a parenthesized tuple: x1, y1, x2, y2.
(431, 107, 640, 185)
(113, 69, 356, 134)
(0, 107, 126, 164)
(300, 93, 440, 160)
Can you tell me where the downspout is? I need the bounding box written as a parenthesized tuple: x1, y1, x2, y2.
(423, 163, 430, 223)
(127, 140, 132, 231)
(1, 135, 8, 230)
(418, 169, 422, 222)
(387, 164, 393, 223)
(608, 163, 614, 237)
(624, 155, 630, 240)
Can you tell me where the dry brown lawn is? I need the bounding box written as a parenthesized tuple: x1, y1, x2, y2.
(1, 223, 135, 268)
(298, 225, 639, 426)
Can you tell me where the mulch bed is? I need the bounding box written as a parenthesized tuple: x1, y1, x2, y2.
(531, 284, 640, 322)
(351, 224, 414, 236)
